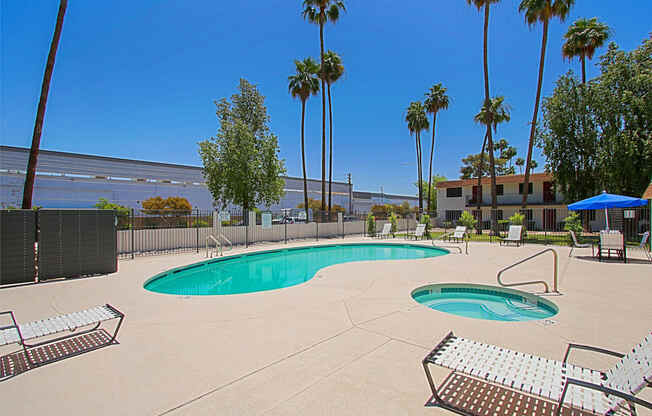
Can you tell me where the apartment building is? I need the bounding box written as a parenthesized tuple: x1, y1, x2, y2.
(435, 173, 606, 230)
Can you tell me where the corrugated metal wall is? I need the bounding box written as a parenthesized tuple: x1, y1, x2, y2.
(0, 210, 36, 285)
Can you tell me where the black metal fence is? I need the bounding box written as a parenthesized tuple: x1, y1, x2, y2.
(434, 206, 650, 247)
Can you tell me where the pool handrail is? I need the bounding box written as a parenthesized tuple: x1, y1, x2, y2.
(205, 234, 222, 258)
(496, 248, 558, 293)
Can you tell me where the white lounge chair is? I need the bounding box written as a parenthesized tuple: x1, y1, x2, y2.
(448, 226, 467, 243)
(423, 331, 652, 416)
(500, 225, 523, 246)
(631, 231, 651, 262)
(598, 230, 626, 262)
(408, 223, 427, 240)
(0, 304, 124, 371)
(376, 223, 392, 239)
(569, 230, 592, 257)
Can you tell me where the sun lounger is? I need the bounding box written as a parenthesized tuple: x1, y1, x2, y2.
(0, 304, 124, 368)
(376, 223, 392, 239)
(408, 223, 427, 240)
(569, 230, 592, 257)
(598, 230, 626, 262)
(499, 225, 522, 247)
(448, 226, 467, 243)
(423, 331, 652, 416)
(631, 231, 651, 262)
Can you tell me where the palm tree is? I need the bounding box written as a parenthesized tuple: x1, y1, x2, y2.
(321, 50, 344, 213)
(562, 17, 610, 84)
(474, 96, 510, 233)
(423, 84, 449, 214)
(22, 0, 68, 209)
(302, 0, 346, 212)
(466, 0, 500, 231)
(406, 101, 430, 213)
(519, 0, 575, 209)
(288, 58, 321, 221)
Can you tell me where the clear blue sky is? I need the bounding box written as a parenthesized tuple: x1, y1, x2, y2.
(2, 0, 651, 195)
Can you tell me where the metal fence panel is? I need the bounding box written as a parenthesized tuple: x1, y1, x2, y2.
(0, 210, 36, 285)
(38, 210, 117, 280)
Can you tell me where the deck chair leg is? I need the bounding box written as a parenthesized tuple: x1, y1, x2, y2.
(422, 360, 444, 405)
(109, 314, 124, 344)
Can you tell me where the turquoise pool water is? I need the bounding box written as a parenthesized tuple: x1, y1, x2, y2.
(145, 243, 448, 296)
(412, 284, 557, 322)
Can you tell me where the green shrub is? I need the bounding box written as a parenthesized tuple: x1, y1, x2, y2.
(563, 212, 583, 240)
(458, 211, 477, 231)
(191, 219, 210, 228)
(366, 213, 376, 236)
(420, 214, 431, 236)
(389, 212, 398, 236)
(508, 212, 524, 225)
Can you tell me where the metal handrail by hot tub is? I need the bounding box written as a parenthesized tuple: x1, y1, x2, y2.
(496, 248, 558, 293)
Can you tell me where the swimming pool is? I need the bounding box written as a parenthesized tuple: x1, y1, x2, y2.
(145, 243, 448, 296)
(412, 283, 557, 322)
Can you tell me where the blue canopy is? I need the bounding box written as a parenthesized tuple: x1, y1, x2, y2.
(568, 191, 648, 211)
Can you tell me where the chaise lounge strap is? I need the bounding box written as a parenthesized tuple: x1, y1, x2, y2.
(0, 305, 122, 346)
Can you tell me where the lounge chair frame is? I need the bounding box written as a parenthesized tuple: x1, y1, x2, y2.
(569, 230, 592, 257)
(0, 304, 124, 369)
(422, 331, 652, 416)
(408, 223, 427, 240)
(499, 225, 523, 247)
(597, 231, 627, 263)
(375, 223, 392, 239)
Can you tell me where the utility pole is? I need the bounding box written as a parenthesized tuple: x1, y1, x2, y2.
(347, 173, 353, 214)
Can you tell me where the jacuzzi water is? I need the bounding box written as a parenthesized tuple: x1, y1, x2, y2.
(145, 243, 448, 296)
(412, 284, 557, 322)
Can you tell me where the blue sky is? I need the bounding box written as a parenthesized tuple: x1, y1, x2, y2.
(2, 1, 651, 195)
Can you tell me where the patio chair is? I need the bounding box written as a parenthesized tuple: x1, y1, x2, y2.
(423, 331, 652, 416)
(598, 230, 626, 263)
(499, 225, 522, 247)
(376, 223, 392, 239)
(630, 231, 651, 262)
(408, 223, 427, 240)
(443, 226, 467, 243)
(569, 230, 592, 257)
(0, 304, 124, 370)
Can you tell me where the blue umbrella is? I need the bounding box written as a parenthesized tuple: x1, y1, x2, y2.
(568, 191, 647, 229)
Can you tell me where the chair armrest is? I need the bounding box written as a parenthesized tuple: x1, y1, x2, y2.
(563, 378, 652, 411)
(563, 342, 624, 364)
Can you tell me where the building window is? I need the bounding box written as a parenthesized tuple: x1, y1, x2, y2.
(446, 187, 462, 198)
(496, 184, 504, 196)
(445, 210, 462, 222)
(518, 182, 533, 194)
(521, 209, 533, 221)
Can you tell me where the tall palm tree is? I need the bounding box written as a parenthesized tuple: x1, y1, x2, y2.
(562, 17, 610, 84)
(424, 84, 450, 214)
(321, 50, 344, 213)
(288, 58, 321, 221)
(302, 0, 346, 212)
(22, 0, 68, 209)
(519, 0, 575, 209)
(406, 101, 430, 213)
(466, 0, 501, 230)
(474, 96, 510, 233)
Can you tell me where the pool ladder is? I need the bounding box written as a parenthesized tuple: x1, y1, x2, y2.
(496, 248, 558, 293)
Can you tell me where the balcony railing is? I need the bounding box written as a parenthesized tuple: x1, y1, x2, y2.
(465, 193, 555, 206)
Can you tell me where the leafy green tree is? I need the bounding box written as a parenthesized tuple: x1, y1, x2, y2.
(562, 17, 610, 84)
(474, 96, 510, 232)
(142, 196, 192, 212)
(366, 213, 376, 236)
(389, 212, 398, 236)
(288, 58, 321, 221)
(563, 211, 583, 236)
(298, 198, 345, 213)
(302, 0, 346, 211)
(415, 175, 447, 212)
(458, 211, 477, 231)
(424, 83, 450, 213)
(518, 0, 575, 209)
(23, 0, 67, 209)
(406, 101, 430, 213)
(321, 50, 344, 213)
(94, 198, 129, 217)
(199, 79, 286, 215)
(593, 39, 652, 196)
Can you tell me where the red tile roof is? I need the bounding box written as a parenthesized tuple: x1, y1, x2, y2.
(643, 183, 652, 199)
(437, 173, 553, 188)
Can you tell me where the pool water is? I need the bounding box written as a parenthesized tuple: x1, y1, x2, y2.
(412, 284, 557, 322)
(145, 243, 448, 296)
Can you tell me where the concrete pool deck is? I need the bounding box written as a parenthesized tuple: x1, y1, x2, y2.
(1, 238, 651, 415)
